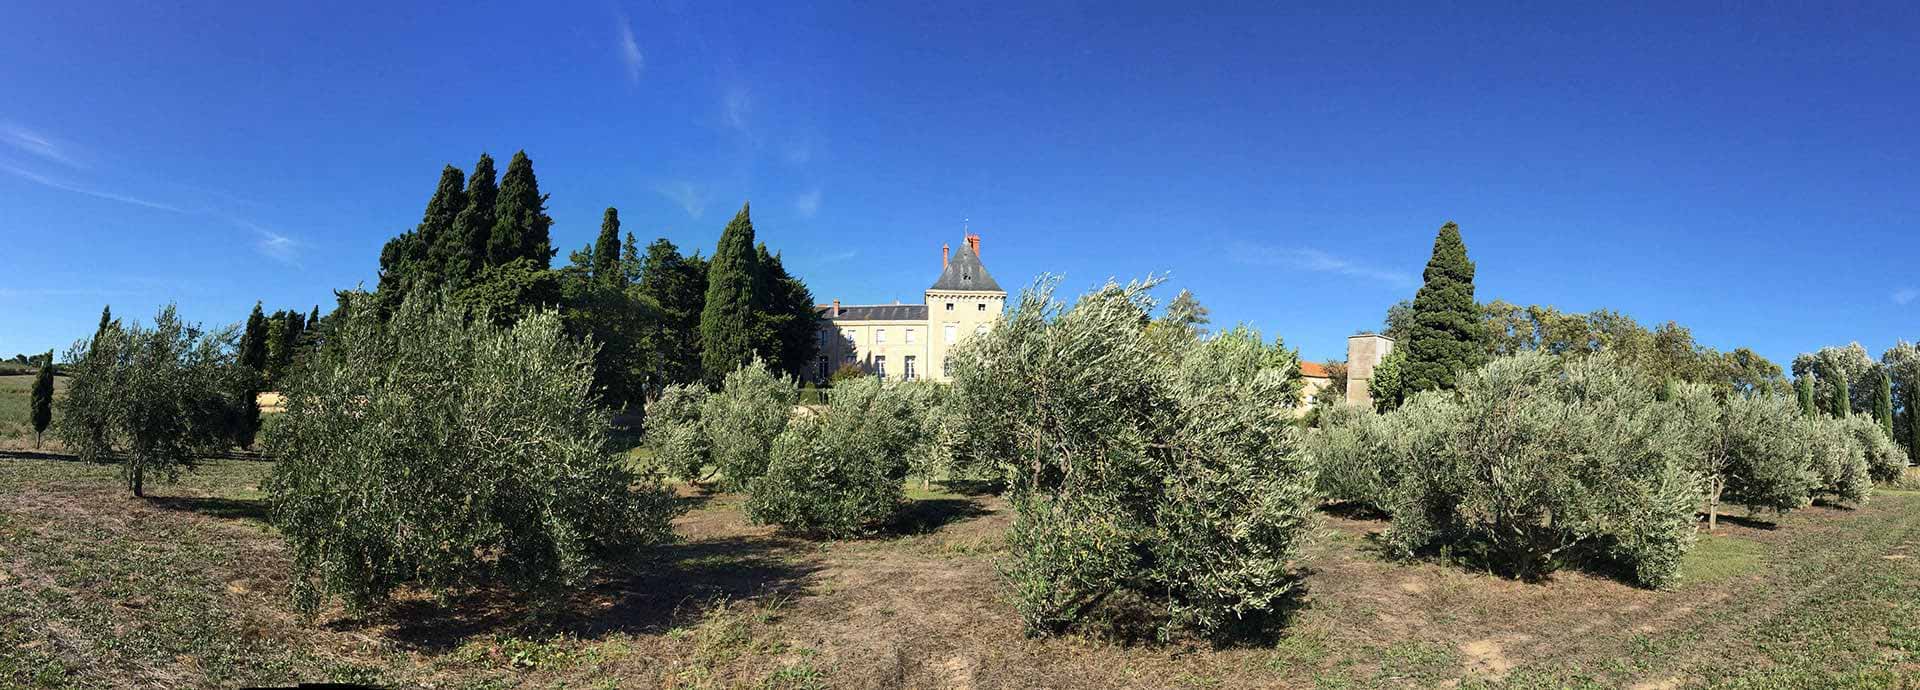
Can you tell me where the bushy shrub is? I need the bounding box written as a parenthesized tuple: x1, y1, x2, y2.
(265, 295, 681, 613)
(57, 305, 243, 496)
(646, 383, 712, 483)
(1804, 416, 1871, 506)
(1307, 403, 1395, 509)
(743, 377, 918, 537)
(702, 358, 797, 491)
(891, 379, 953, 487)
(1664, 384, 1816, 528)
(950, 278, 1315, 640)
(1381, 352, 1701, 588)
(1839, 413, 1910, 484)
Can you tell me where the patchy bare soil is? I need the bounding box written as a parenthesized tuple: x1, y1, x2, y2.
(4, 454, 1920, 689)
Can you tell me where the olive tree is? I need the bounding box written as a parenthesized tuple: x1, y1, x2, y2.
(57, 305, 241, 496)
(950, 278, 1316, 640)
(265, 295, 680, 613)
(702, 358, 796, 491)
(1804, 416, 1872, 506)
(1382, 352, 1702, 588)
(1838, 413, 1908, 484)
(1665, 384, 1816, 529)
(743, 376, 919, 537)
(646, 383, 712, 483)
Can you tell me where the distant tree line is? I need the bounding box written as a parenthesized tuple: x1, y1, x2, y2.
(362, 152, 819, 410)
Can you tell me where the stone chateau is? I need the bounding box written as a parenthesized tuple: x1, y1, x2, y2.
(810, 233, 1398, 409)
(810, 233, 1006, 383)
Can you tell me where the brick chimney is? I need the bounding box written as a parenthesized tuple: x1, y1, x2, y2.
(831, 299, 840, 317)
(964, 233, 981, 256)
(942, 243, 950, 267)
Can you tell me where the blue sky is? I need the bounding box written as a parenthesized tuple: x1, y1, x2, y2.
(2, 2, 1916, 367)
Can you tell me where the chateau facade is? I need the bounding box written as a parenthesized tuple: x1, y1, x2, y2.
(810, 234, 1005, 383)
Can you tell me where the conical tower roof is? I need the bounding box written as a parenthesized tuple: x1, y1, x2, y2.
(930, 237, 1002, 292)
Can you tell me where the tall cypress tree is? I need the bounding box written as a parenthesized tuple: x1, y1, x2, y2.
(592, 207, 623, 283)
(700, 203, 763, 386)
(754, 246, 821, 380)
(30, 350, 54, 449)
(638, 238, 708, 389)
(96, 305, 113, 335)
(1908, 387, 1920, 463)
(446, 154, 499, 287)
(1875, 369, 1896, 436)
(241, 302, 269, 373)
(1403, 221, 1485, 393)
(488, 150, 554, 269)
(1797, 375, 1817, 418)
(415, 165, 468, 292)
(1833, 371, 1851, 417)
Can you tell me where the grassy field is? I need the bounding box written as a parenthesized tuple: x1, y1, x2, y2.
(0, 373, 65, 449)
(3, 454, 1919, 689)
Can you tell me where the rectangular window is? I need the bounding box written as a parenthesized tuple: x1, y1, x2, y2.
(816, 356, 829, 381)
(942, 356, 951, 378)
(905, 328, 917, 344)
(841, 328, 857, 345)
(904, 356, 917, 381)
(943, 324, 956, 344)
(875, 356, 887, 379)
(876, 328, 887, 344)
(977, 303, 987, 311)
(946, 302, 955, 311)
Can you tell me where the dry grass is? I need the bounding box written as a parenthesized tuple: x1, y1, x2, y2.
(4, 454, 1920, 689)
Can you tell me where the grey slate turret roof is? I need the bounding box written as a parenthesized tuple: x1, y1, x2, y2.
(929, 243, 1002, 292)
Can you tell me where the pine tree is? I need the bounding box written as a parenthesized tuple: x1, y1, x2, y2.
(96, 305, 113, 335)
(487, 150, 553, 269)
(1875, 369, 1896, 436)
(701, 203, 763, 387)
(592, 207, 623, 284)
(241, 302, 269, 372)
(1833, 371, 1851, 417)
(446, 154, 499, 287)
(1797, 375, 1817, 418)
(30, 350, 54, 449)
(1403, 222, 1486, 393)
(755, 247, 820, 380)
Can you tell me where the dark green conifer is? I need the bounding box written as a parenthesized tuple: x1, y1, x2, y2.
(593, 207, 623, 284)
(488, 151, 553, 269)
(1797, 376, 1817, 418)
(1403, 221, 1486, 393)
(1875, 369, 1896, 436)
(1833, 371, 1851, 417)
(30, 350, 54, 449)
(700, 203, 763, 386)
(241, 302, 269, 372)
(446, 154, 499, 287)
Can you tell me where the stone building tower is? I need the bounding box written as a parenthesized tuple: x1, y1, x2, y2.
(1345, 333, 1395, 407)
(924, 233, 1006, 380)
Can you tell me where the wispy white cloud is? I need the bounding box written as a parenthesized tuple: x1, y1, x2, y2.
(795, 187, 822, 219)
(1895, 287, 1918, 306)
(1230, 242, 1417, 288)
(655, 180, 710, 219)
(0, 163, 184, 212)
(0, 122, 83, 168)
(724, 87, 752, 132)
(614, 13, 644, 84)
(252, 227, 300, 265)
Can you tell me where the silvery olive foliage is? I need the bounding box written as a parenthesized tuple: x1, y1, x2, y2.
(949, 277, 1316, 640)
(646, 383, 712, 483)
(1838, 412, 1910, 484)
(743, 376, 920, 537)
(57, 305, 244, 497)
(1804, 415, 1872, 506)
(1663, 383, 1816, 528)
(1381, 352, 1701, 588)
(265, 295, 681, 613)
(889, 379, 954, 488)
(701, 358, 797, 491)
(1309, 392, 1458, 515)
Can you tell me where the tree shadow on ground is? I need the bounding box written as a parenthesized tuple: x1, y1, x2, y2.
(147, 495, 269, 522)
(352, 534, 821, 652)
(887, 497, 992, 535)
(1711, 513, 1780, 531)
(933, 478, 1003, 497)
(0, 449, 85, 463)
(1317, 501, 1390, 521)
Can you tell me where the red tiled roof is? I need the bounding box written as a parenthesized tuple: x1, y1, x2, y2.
(1298, 361, 1331, 379)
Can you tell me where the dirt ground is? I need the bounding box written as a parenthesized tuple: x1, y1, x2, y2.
(3, 454, 1919, 689)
